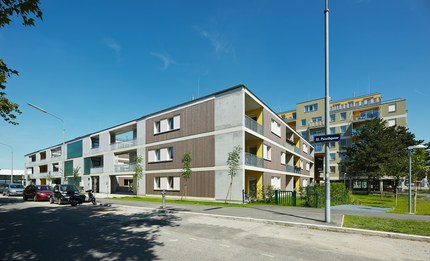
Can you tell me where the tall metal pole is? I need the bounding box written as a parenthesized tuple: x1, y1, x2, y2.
(324, 0, 331, 223)
(0, 142, 13, 184)
(28, 103, 66, 184)
(408, 150, 412, 214)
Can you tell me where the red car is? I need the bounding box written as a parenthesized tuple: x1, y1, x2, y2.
(23, 185, 53, 201)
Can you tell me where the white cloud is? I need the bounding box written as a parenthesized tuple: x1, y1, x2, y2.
(102, 38, 121, 62)
(193, 25, 232, 54)
(150, 51, 176, 70)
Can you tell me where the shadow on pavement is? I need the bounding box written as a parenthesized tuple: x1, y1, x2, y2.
(0, 199, 180, 261)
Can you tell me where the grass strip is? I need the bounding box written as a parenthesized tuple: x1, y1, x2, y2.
(343, 215, 430, 237)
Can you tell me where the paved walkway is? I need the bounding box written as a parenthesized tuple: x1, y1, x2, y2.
(96, 197, 430, 228)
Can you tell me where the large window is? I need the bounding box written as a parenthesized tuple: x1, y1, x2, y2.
(148, 147, 174, 163)
(388, 119, 396, 127)
(154, 115, 180, 134)
(340, 112, 347, 121)
(330, 114, 336, 122)
(271, 177, 281, 190)
(304, 103, 318, 113)
(330, 127, 336, 134)
(154, 176, 180, 190)
(388, 104, 396, 112)
(330, 153, 336, 161)
(312, 116, 322, 123)
(340, 125, 347, 133)
(281, 152, 286, 165)
(301, 119, 307, 126)
(271, 119, 282, 137)
(263, 144, 272, 161)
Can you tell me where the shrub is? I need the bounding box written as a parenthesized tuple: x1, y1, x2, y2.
(301, 183, 350, 208)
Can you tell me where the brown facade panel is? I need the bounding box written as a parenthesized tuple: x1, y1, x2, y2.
(146, 171, 215, 198)
(146, 99, 215, 143)
(146, 136, 215, 170)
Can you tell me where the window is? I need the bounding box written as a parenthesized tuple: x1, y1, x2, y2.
(330, 166, 336, 173)
(271, 177, 281, 190)
(330, 127, 335, 134)
(314, 143, 323, 152)
(263, 144, 272, 161)
(301, 131, 307, 139)
(340, 139, 347, 146)
(306, 162, 310, 171)
(304, 103, 318, 113)
(154, 176, 180, 190)
(300, 160, 304, 169)
(388, 119, 396, 127)
(154, 115, 180, 134)
(329, 142, 336, 148)
(388, 104, 396, 112)
(301, 119, 306, 126)
(302, 144, 308, 154)
(330, 114, 336, 122)
(281, 152, 286, 165)
(340, 125, 347, 133)
(312, 116, 322, 123)
(271, 119, 282, 137)
(330, 153, 336, 161)
(340, 112, 347, 121)
(148, 147, 174, 163)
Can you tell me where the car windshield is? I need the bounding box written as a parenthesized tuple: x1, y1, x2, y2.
(36, 185, 52, 191)
(10, 184, 24, 188)
(60, 185, 78, 191)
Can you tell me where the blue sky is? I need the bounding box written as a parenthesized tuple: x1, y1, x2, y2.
(1, 0, 429, 169)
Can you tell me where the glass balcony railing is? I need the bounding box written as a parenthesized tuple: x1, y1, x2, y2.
(245, 152, 264, 168)
(90, 167, 104, 174)
(245, 115, 264, 135)
(286, 164, 295, 173)
(114, 164, 136, 172)
(110, 138, 138, 151)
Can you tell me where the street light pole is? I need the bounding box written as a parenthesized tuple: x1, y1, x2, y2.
(28, 103, 66, 183)
(324, 0, 331, 223)
(407, 144, 427, 214)
(0, 142, 13, 184)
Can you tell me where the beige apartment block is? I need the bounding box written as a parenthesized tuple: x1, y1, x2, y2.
(279, 93, 407, 182)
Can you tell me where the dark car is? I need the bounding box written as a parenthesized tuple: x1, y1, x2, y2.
(50, 184, 86, 206)
(23, 185, 53, 201)
(0, 183, 7, 194)
(2, 184, 24, 196)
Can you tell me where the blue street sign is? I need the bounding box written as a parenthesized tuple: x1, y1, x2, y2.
(314, 134, 341, 143)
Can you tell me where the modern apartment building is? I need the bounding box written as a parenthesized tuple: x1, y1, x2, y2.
(278, 93, 407, 182)
(25, 85, 314, 202)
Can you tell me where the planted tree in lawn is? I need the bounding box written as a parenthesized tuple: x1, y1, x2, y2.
(181, 152, 192, 199)
(225, 145, 242, 203)
(133, 155, 143, 195)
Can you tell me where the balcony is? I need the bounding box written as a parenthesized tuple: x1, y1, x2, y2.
(245, 115, 263, 135)
(90, 167, 104, 174)
(110, 138, 138, 151)
(114, 164, 136, 173)
(245, 152, 264, 168)
(308, 121, 325, 129)
(286, 164, 295, 173)
(352, 112, 379, 123)
(330, 97, 381, 112)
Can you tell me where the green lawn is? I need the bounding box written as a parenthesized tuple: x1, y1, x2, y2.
(343, 215, 430, 237)
(351, 193, 430, 215)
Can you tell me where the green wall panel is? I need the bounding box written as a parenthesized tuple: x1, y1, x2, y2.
(65, 160, 73, 176)
(67, 140, 83, 159)
(84, 158, 91, 175)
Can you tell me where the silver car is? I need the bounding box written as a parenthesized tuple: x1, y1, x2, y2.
(3, 184, 25, 196)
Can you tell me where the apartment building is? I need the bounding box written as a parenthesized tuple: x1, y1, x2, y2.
(25, 85, 314, 202)
(278, 93, 407, 182)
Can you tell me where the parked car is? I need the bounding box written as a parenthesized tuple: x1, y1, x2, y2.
(50, 184, 86, 206)
(0, 183, 7, 194)
(23, 185, 53, 201)
(3, 184, 25, 196)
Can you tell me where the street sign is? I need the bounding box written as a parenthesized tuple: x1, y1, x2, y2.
(313, 134, 341, 143)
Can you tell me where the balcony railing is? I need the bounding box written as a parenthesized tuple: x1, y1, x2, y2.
(330, 97, 381, 112)
(245, 115, 264, 135)
(286, 164, 295, 173)
(294, 146, 301, 155)
(245, 152, 264, 168)
(114, 164, 136, 172)
(90, 167, 104, 174)
(352, 113, 379, 122)
(308, 121, 325, 129)
(110, 138, 138, 151)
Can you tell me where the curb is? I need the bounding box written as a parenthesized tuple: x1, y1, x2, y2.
(106, 202, 430, 243)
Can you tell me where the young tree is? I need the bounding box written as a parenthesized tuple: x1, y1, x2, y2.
(133, 155, 143, 196)
(1, 0, 43, 125)
(181, 152, 192, 200)
(225, 145, 242, 203)
(46, 171, 52, 186)
(72, 167, 81, 187)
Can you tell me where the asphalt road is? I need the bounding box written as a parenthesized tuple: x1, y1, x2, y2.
(0, 196, 428, 261)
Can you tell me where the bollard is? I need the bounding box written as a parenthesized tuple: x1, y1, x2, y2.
(161, 190, 166, 209)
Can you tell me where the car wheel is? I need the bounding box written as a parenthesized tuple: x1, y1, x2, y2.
(23, 195, 27, 201)
(58, 198, 63, 205)
(34, 195, 38, 202)
(49, 197, 54, 204)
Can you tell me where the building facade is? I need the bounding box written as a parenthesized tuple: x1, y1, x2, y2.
(278, 93, 407, 182)
(25, 85, 314, 202)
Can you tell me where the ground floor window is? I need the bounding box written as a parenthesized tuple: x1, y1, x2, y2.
(154, 176, 180, 190)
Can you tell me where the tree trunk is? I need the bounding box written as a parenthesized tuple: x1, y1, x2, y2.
(225, 180, 233, 203)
